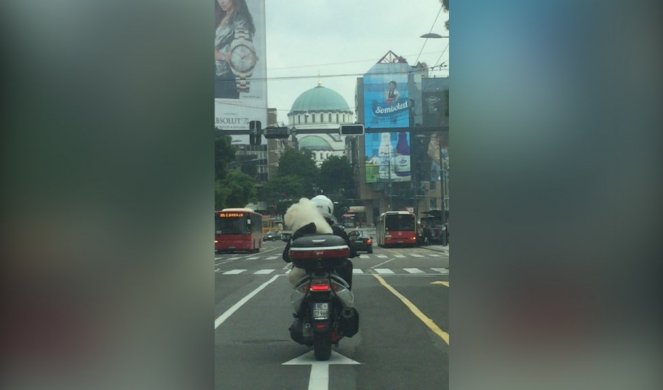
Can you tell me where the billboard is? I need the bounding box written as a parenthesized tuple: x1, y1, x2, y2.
(421, 79, 449, 182)
(363, 73, 410, 129)
(215, 0, 267, 143)
(364, 131, 411, 183)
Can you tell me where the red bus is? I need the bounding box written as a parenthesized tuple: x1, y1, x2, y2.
(376, 211, 417, 247)
(215, 208, 263, 253)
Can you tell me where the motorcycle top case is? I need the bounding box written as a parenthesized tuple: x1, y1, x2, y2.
(288, 234, 350, 267)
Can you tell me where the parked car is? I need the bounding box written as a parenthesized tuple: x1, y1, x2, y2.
(348, 230, 373, 254)
(264, 231, 281, 241)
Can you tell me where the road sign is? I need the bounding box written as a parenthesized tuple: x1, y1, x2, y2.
(340, 124, 364, 135)
(263, 126, 290, 139)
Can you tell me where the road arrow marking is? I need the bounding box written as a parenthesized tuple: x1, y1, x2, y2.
(283, 351, 360, 390)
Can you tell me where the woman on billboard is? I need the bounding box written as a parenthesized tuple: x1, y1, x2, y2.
(215, 0, 256, 99)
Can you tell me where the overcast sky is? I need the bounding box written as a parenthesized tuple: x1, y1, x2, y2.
(264, 0, 449, 124)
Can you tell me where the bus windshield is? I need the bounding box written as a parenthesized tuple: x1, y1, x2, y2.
(385, 214, 415, 231)
(215, 216, 248, 235)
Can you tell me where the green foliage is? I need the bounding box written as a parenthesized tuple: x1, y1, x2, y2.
(215, 134, 235, 182)
(215, 169, 257, 209)
(318, 156, 355, 199)
(277, 148, 319, 184)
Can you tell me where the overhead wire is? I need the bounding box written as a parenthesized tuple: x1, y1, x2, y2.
(414, 4, 444, 65)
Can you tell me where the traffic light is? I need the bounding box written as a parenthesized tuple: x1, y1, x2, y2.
(249, 120, 262, 145)
(263, 127, 290, 139)
(340, 124, 364, 135)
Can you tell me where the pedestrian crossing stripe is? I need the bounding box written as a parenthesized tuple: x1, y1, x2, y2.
(410, 253, 424, 258)
(222, 269, 247, 275)
(246, 257, 259, 260)
(266, 256, 279, 260)
(375, 254, 388, 258)
(217, 268, 450, 276)
(431, 268, 449, 274)
(394, 254, 405, 258)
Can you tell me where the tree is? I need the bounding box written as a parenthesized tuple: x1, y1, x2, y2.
(277, 149, 319, 184)
(318, 156, 355, 199)
(215, 134, 235, 182)
(439, 0, 449, 30)
(216, 169, 257, 209)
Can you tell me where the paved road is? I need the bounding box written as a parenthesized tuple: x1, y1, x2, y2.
(215, 240, 449, 390)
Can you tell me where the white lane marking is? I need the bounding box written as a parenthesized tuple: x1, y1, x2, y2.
(411, 253, 425, 258)
(375, 254, 388, 258)
(372, 257, 397, 269)
(283, 351, 360, 390)
(431, 268, 449, 274)
(404, 268, 425, 274)
(352, 269, 364, 274)
(359, 254, 370, 259)
(394, 254, 406, 258)
(246, 256, 260, 260)
(374, 268, 395, 275)
(222, 269, 247, 275)
(254, 269, 275, 274)
(266, 255, 279, 260)
(214, 274, 281, 329)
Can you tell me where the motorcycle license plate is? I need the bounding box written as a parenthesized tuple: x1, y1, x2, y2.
(312, 302, 329, 320)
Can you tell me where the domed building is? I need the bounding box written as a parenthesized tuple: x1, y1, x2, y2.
(288, 84, 354, 167)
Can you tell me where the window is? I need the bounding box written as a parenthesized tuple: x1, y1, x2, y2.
(430, 198, 438, 209)
(328, 113, 332, 122)
(336, 113, 339, 122)
(298, 115, 301, 124)
(312, 114, 316, 123)
(305, 115, 308, 124)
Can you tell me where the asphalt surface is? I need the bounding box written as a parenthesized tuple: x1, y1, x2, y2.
(215, 240, 449, 390)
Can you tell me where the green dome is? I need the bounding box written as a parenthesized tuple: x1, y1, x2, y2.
(289, 85, 351, 114)
(298, 135, 334, 151)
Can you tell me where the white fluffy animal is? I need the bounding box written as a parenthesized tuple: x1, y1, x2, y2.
(284, 197, 333, 234)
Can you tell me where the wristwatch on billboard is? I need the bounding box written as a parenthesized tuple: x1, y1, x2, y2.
(229, 28, 257, 93)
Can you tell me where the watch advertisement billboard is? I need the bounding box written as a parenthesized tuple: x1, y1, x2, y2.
(364, 131, 411, 183)
(215, 0, 267, 143)
(363, 73, 410, 129)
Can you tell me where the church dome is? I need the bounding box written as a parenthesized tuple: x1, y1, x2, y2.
(298, 135, 334, 151)
(289, 85, 351, 114)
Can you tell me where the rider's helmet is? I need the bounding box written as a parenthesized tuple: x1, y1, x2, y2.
(311, 195, 333, 220)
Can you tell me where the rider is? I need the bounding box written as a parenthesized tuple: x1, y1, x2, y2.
(282, 194, 357, 289)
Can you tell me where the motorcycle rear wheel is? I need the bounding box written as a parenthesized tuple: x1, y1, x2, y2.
(313, 334, 332, 361)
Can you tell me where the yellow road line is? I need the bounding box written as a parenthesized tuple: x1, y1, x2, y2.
(372, 274, 449, 345)
(431, 281, 449, 287)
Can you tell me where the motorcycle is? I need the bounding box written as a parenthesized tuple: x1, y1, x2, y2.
(287, 233, 360, 361)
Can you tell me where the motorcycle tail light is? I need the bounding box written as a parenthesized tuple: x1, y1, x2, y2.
(310, 283, 331, 292)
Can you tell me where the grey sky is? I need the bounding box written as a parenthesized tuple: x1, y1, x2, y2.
(264, 0, 449, 124)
